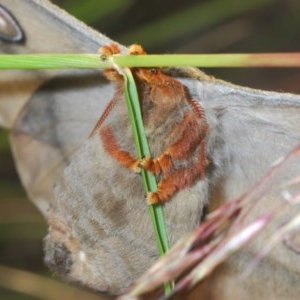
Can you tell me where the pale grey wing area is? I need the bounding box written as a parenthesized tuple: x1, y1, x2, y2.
(207, 81, 299, 201)
(0, 0, 123, 214)
(11, 72, 115, 214)
(180, 76, 300, 300)
(179, 75, 300, 202)
(0, 0, 123, 127)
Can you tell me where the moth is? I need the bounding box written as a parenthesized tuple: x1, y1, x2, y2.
(44, 43, 211, 293)
(1, 1, 300, 299)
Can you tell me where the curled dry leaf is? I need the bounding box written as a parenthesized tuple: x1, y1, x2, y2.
(1, 1, 300, 299)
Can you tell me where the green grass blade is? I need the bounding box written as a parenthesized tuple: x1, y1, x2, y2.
(122, 67, 169, 254)
(1, 53, 300, 70)
(113, 53, 300, 68)
(0, 54, 107, 69)
(122, 67, 173, 294)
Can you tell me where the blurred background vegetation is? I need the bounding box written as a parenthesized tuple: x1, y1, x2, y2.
(0, 0, 300, 299)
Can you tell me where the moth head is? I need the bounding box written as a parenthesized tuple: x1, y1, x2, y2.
(134, 67, 186, 107)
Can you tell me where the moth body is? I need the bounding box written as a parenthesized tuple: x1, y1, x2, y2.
(99, 44, 210, 203)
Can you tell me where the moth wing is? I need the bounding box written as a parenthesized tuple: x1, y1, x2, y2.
(181, 75, 300, 300)
(203, 79, 299, 200)
(0, 0, 122, 214)
(178, 75, 300, 201)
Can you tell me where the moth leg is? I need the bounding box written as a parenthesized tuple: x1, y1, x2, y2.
(128, 44, 147, 55)
(147, 142, 207, 204)
(144, 111, 208, 204)
(99, 44, 146, 81)
(99, 43, 121, 57)
(141, 112, 208, 175)
(139, 155, 172, 176)
(99, 44, 124, 82)
(164, 110, 208, 160)
(100, 125, 141, 173)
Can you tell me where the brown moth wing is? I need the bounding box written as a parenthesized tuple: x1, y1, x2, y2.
(45, 130, 208, 294)
(0, 0, 124, 214)
(44, 58, 210, 294)
(45, 63, 300, 296)
(0, 0, 122, 128)
(172, 71, 300, 300)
